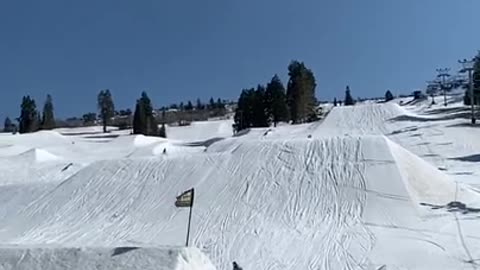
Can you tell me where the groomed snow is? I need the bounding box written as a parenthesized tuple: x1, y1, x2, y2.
(0, 246, 216, 270)
(1, 95, 480, 269)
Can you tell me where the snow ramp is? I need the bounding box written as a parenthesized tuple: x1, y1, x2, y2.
(316, 103, 407, 135)
(166, 120, 233, 142)
(0, 246, 215, 270)
(1, 135, 476, 269)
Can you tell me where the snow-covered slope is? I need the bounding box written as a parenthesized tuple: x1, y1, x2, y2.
(166, 119, 234, 142)
(0, 246, 215, 270)
(1, 98, 480, 270)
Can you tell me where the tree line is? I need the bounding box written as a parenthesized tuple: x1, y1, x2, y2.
(3, 94, 57, 133)
(4, 90, 167, 137)
(233, 60, 318, 132)
(4, 89, 231, 137)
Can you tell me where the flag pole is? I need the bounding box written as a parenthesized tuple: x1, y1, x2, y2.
(185, 188, 194, 247)
(186, 203, 193, 247)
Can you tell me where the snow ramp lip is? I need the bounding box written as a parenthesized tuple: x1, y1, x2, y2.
(0, 246, 216, 270)
(383, 136, 479, 206)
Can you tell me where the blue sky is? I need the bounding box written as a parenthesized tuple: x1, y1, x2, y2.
(1, 0, 479, 120)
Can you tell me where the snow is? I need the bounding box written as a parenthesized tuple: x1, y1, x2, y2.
(1, 96, 480, 269)
(166, 120, 234, 142)
(0, 246, 216, 270)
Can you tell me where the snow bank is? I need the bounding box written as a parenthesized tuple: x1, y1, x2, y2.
(0, 246, 216, 270)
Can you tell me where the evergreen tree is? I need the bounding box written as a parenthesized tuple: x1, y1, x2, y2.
(286, 60, 317, 124)
(3, 117, 15, 133)
(333, 98, 337, 107)
(196, 98, 203, 110)
(209, 97, 215, 110)
(234, 88, 255, 132)
(41, 94, 56, 129)
(344, 86, 355, 106)
(252, 85, 269, 127)
(186, 101, 194, 111)
(18, 96, 39, 134)
(97, 89, 115, 133)
(133, 101, 146, 135)
(34, 111, 42, 131)
(159, 123, 167, 138)
(385, 90, 394, 102)
(216, 98, 224, 109)
(82, 113, 97, 125)
(133, 91, 159, 136)
(265, 74, 289, 127)
(179, 102, 185, 111)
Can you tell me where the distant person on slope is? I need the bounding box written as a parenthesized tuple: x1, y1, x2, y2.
(233, 261, 243, 270)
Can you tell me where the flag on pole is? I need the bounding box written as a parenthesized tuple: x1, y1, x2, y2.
(175, 188, 194, 208)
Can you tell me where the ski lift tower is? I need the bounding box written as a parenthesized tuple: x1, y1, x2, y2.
(459, 58, 476, 124)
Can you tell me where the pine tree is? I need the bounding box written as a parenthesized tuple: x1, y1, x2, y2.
(186, 101, 194, 111)
(286, 61, 317, 124)
(385, 90, 394, 102)
(133, 91, 159, 136)
(3, 117, 15, 133)
(41, 94, 56, 129)
(265, 74, 289, 127)
(97, 89, 115, 133)
(234, 88, 254, 132)
(209, 97, 215, 110)
(159, 123, 167, 138)
(252, 85, 269, 127)
(333, 98, 337, 107)
(133, 101, 146, 135)
(179, 102, 185, 111)
(196, 98, 203, 110)
(215, 98, 223, 109)
(344, 86, 355, 106)
(34, 111, 42, 131)
(18, 96, 39, 134)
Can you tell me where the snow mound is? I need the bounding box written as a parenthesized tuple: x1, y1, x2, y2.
(167, 120, 233, 142)
(1, 136, 475, 269)
(133, 135, 167, 147)
(318, 103, 407, 135)
(0, 246, 216, 270)
(18, 148, 61, 162)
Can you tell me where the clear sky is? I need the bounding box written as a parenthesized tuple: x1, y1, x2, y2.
(1, 0, 479, 120)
